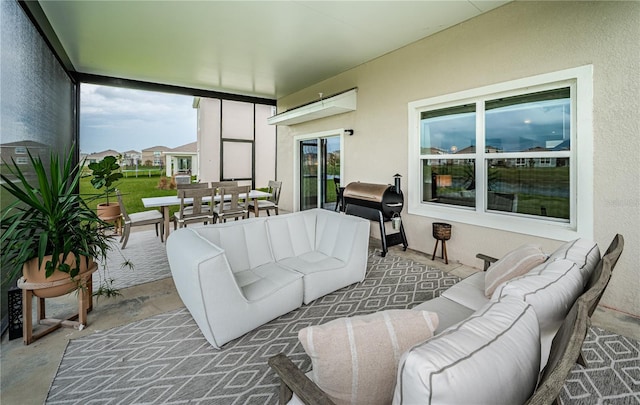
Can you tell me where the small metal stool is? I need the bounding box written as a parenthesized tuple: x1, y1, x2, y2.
(432, 222, 452, 264)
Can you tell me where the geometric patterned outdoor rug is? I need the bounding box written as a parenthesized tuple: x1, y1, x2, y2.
(560, 328, 640, 404)
(46, 247, 640, 404)
(47, 248, 459, 404)
(93, 229, 171, 291)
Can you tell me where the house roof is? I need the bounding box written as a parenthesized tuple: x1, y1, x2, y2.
(141, 146, 171, 152)
(170, 142, 197, 153)
(32, 1, 510, 99)
(0, 140, 49, 149)
(85, 149, 120, 159)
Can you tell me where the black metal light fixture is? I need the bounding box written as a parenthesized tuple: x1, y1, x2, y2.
(345, 129, 354, 136)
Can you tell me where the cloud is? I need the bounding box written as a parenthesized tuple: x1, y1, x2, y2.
(80, 84, 197, 153)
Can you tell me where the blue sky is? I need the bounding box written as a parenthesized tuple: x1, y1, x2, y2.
(80, 84, 197, 154)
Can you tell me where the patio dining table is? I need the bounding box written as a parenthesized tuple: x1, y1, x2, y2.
(142, 189, 271, 240)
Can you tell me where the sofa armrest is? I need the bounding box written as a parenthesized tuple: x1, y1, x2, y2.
(268, 353, 335, 405)
(476, 253, 498, 271)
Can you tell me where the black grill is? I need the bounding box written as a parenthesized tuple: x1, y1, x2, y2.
(343, 176, 408, 257)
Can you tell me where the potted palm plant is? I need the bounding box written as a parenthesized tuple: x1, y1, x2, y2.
(0, 149, 116, 298)
(89, 155, 123, 221)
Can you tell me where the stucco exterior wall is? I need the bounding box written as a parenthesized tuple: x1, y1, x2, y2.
(196, 98, 221, 183)
(275, 1, 640, 317)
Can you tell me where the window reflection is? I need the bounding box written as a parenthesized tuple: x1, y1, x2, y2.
(485, 88, 570, 153)
(420, 104, 476, 154)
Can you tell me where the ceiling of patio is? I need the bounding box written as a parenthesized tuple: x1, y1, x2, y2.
(38, 1, 510, 100)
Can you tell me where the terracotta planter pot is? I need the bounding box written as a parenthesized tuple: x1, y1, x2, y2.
(22, 254, 94, 298)
(97, 202, 121, 220)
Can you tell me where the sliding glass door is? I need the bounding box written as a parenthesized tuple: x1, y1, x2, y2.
(300, 139, 318, 210)
(298, 133, 342, 211)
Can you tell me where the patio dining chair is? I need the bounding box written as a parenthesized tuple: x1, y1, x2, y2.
(333, 177, 344, 212)
(174, 187, 213, 228)
(117, 190, 164, 249)
(210, 180, 238, 191)
(212, 185, 250, 223)
(248, 180, 281, 216)
(173, 182, 209, 229)
(177, 182, 209, 190)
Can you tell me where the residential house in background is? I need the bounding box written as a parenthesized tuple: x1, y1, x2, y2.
(83, 149, 120, 164)
(0, 140, 50, 166)
(121, 150, 141, 167)
(163, 141, 198, 177)
(141, 146, 170, 167)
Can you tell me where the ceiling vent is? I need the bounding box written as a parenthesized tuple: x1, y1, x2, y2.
(267, 88, 357, 126)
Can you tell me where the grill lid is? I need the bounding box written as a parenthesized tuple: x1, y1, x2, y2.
(343, 182, 390, 203)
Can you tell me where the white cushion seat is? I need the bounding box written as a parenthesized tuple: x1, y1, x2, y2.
(236, 263, 303, 301)
(127, 209, 163, 223)
(251, 199, 277, 209)
(440, 271, 489, 311)
(413, 295, 475, 334)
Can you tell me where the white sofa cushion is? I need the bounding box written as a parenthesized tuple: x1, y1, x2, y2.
(271, 209, 370, 304)
(548, 238, 600, 287)
(393, 296, 540, 405)
(484, 244, 548, 297)
(235, 262, 303, 301)
(494, 259, 583, 332)
(266, 211, 316, 261)
(193, 217, 274, 272)
(441, 271, 488, 311)
(299, 310, 439, 405)
(492, 258, 584, 370)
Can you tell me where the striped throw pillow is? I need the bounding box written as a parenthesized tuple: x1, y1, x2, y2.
(484, 244, 548, 297)
(298, 310, 438, 405)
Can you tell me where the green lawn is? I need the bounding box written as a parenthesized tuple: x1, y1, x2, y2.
(79, 175, 181, 217)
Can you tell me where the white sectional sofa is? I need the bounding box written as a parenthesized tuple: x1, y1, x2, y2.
(413, 238, 600, 371)
(166, 208, 370, 349)
(270, 237, 614, 405)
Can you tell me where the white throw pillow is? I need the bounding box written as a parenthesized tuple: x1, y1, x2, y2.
(298, 310, 439, 405)
(393, 296, 540, 405)
(484, 244, 548, 297)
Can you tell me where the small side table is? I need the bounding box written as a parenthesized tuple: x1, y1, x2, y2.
(432, 222, 452, 264)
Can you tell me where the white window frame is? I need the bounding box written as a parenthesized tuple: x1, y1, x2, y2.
(408, 65, 593, 240)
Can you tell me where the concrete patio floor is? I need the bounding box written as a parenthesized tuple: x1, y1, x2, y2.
(1, 230, 638, 405)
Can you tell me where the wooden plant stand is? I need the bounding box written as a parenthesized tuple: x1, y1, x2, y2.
(432, 222, 452, 265)
(18, 264, 97, 345)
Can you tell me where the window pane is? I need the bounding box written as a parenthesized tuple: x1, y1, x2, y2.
(222, 141, 252, 179)
(420, 104, 476, 154)
(485, 88, 570, 153)
(422, 159, 475, 207)
(222, 100, 254, 140)
(487, 158, 570, 220)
